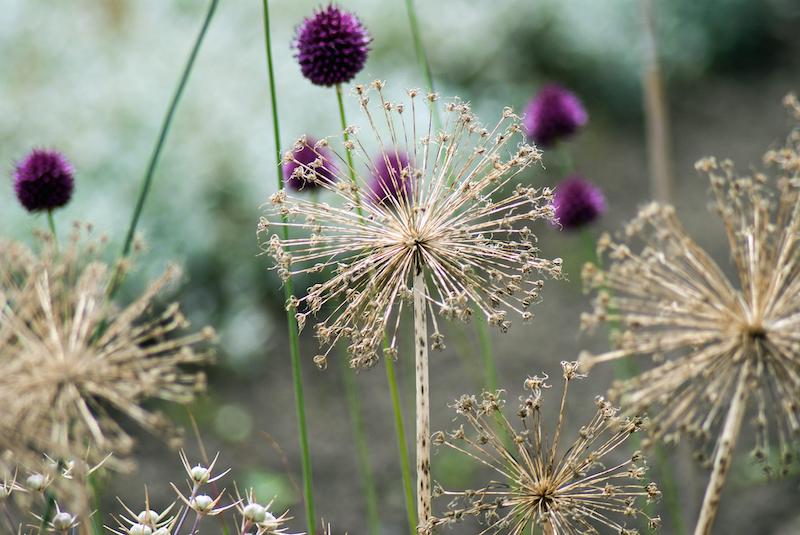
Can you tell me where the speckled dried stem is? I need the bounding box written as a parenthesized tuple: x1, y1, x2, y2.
(413, 268, 431, 531)
(543, 520, 556, 535)
(694, 360, 750, 535)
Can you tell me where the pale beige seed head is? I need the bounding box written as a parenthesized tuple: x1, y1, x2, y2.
(259, 82, 561, 370)
(0, 229, 214, 472)
(432, 361, 660, 535)
(581, 96, 800, 473)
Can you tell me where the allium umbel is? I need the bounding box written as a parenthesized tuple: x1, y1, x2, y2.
(581, 95, 800, 534)
(523, 84, 588, 147)
(294, 4, 370, 87)
(259, 81, 561, 529)
(0, 228, 214, 471)
(260, 83, 560, 368)
(432, 361, 661, 534)
(13, 148, 75, 212)
(553, 175, 606, 230)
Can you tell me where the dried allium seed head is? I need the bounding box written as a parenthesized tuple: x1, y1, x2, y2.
(259, 82, 560, 369)
(0, 232, 214, 471)
(581, 99, 800, 473)
(283, 137, 338, 191)
(433, 361, 659, 534)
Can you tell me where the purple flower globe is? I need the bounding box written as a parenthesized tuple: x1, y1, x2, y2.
(13, 149, 75, 212)
(368, 152, 411, 206)
(294, 4, 371, 87)
(523, 84, 588, 147)
(283, 137, 338, 191)
(553, 176, 605, 230)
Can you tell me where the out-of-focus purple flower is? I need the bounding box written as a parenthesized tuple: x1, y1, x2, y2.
(294, 4, 371, 87)
(523, 84, 588, 147)
(368, 152, 411, 206)
(283, 137, 338, 191)
(554, 176, 605, 230)
(13, 149, 75, 212)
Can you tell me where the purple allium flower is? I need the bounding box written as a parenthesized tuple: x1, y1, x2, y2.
(13, 149, 75, 212)
(553, 176, 605, 230)
(294, 4, 371, 87)
(523, 84, 588, 147)
(368, 152, 411, 205)
(283, 137, 338, 191)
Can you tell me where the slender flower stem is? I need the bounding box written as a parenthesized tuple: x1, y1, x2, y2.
(2, 504, 16, 533)
(403, 0, 439, 130)
(261, 2, 315, 533)
(474, 319, 497, 391)
(386, 350, 417, 535)
(111, 0, 218, 295)
(640, 0, 672, 202)
(413, 269, 431, 530)
(46, 210, 58, 250)
(173, 485, 198, 535)
(334, 82, 383, 535)
(339, 353, 381, 535)
(695, 362, 750, 535)
(189, 512, 202, 535)
(335, 84, 362, 209)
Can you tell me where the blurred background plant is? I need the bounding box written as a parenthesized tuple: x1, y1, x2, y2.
(2, 0, 800, 533)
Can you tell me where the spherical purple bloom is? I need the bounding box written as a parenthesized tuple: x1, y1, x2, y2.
(523, 84, 588, 147)
(294, 4, 371, 87)
(554, 176, 605, 230)
(13, 149, 75, 212)
(368, 152, 411, 206)
(283, 137, 338, 191)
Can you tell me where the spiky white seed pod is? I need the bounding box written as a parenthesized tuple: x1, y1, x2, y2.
(137, 509, 159, 526)
(51, 512, 76, 530)
(129, 524, 153, 535)
(259, 511, 279, 529)
(191, 494, 214, 513)
(190, 464, 210, 484)
(26, 473, 46, 492)
(243, 503, 267, 523)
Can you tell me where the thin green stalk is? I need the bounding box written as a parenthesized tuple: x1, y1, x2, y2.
(386, 355, 417, 535)
(403, 0, 439, 130)
(112, 0, 218, 295)
(581, 229, 685, 534)
(334, 82, 385, 534)
(339, 355, 381, 535)
(335, 84, 362, 210)
(261, 2, 315, 533)
(474, 319, 497, 392)
(46, 210, 58, 251)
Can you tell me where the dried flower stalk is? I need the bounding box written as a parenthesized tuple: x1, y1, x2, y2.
(432, 361, 661, 534)
(581, 95, 800, 534)
(259, 81, 561, 530)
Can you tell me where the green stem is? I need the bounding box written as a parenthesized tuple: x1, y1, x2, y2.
(46, 210, 58, 251)
(403, 0, 440, 130)
(262, 2, 315, 533)
(386, 355, 417, 535)
(113, 0, 218, 295)
(474, 318, 497, 392)
(339, 356, 381, 535)
(335, 84, 363, 212)
(583, 228, 686, 534)
(334, 82, 384, 534)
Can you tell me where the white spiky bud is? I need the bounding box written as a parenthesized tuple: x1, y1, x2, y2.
(190, 464, 210, 484)
(191, 494, 214, 513)
(51, 512, 76, 530)
(26, 473, 46, 492)
(243, 503, 267, 523)
(129, 524, 153, 535)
